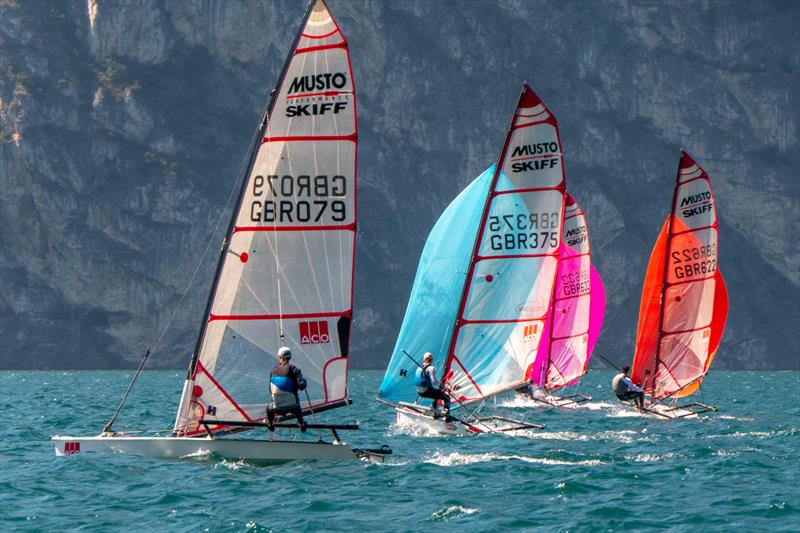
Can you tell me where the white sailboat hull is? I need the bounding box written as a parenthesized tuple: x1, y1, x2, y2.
(395, 406, 471, 435)
(52, 435, 358, 462)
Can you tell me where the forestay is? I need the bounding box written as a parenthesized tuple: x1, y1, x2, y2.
(174, 0, 357, 436)
(632, 152, 729, 400)
(531, 194, 606, 391)
(442, 85, 567, 404)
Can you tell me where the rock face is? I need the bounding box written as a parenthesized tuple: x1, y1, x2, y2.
(0, 0, 797, 370)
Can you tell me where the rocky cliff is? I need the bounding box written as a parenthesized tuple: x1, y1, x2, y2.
(1, 0, 797, 369)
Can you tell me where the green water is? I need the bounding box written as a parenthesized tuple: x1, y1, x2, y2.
(1, 370, 798, 531)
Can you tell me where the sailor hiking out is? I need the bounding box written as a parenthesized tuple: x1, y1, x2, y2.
(611, 366, 645, 409)
(267, 347, 308, 432)
(415, 352, 451, 417)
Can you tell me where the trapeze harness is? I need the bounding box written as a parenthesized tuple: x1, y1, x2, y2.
(611, 373, 630, 397)
(414, 364, 434, 393)
(270, 363, 307, 409)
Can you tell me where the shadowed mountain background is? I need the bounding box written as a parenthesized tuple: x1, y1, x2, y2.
(1, 0, 797, 370)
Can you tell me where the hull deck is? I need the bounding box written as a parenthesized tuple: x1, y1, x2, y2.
(52, 434, 384, 463)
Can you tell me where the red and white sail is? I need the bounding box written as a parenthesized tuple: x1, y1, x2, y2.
(175, 0, 356, 435)
(632, 152, 729, 400)
(441, 84, 566, 403)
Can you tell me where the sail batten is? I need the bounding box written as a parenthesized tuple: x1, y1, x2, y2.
(175, 0, 358, 436)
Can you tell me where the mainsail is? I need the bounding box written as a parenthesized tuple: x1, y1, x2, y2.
(379, 84, 566, 405)
(530, 193, 606, 391)
(174, 0, 357, 435)
(631, 152, 729, 400)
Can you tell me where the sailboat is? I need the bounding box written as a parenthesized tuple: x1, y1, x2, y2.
(378, 83, 566, 434)
(627, 151, 729, 419)
(53, 0, 390, 461)
(518, 193, 606, 408)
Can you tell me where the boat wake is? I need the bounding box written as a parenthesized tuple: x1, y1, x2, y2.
(499, 396, 613, 411)
(606, 406, 648, 418)
(179, 448, 213, 459)
(389, 422, 444, 438)
(214, 458, 250, 470)
(423, 451, 603, 467)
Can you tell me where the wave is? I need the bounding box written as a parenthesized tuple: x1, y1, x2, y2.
(423, 451, 603, 467)
(428, 505, 478, 522)
(624, 452, 677, 462)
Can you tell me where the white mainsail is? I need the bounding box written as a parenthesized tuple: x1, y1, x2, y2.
(174, 0, 357, 436)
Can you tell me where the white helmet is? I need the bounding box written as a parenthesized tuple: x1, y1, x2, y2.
(277, 346, 292, 360)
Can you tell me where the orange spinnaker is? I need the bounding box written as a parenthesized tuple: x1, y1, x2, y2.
(631, 219, 669, 391)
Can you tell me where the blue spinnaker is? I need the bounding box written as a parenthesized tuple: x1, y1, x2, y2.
(378, 166, 494, 403)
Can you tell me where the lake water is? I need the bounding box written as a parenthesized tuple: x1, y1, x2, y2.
(1, 370, 798, 531)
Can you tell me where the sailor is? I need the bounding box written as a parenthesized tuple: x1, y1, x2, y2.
(267, 347, 308, 432)
(611, 366, 645, 409)
(415, 352, 451, 417)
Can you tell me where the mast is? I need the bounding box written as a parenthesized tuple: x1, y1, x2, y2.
(541, 242, 561, 387)
(440, 84, 530, 384)
(184, 0, 318, 381)
(649, 151, 684, 394)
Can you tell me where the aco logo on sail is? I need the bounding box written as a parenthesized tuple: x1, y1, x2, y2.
(299, 321, 330, 345)
(521, 323, 540, 344)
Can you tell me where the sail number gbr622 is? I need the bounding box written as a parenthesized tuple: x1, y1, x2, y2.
(671, 243, 717, 280)
(250, 174, 347, 223)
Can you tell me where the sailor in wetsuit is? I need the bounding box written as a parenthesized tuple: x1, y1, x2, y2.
(267, 347, 308, 432)
(612, 366, 645, 409)
(415, 352, 451, 418)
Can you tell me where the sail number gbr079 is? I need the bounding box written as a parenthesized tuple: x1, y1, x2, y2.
(487, 212, 559, 251)
(250, 174, 347, 223)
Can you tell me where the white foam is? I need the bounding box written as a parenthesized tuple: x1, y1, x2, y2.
(180, 448, 213, 459)
(499, 397, 613, 411)
(625, 452, 676, 462)
(423, 451, 602, 467)
(606, 406, 648, 418)
(214, 458, 248, 470)
(389, 421, 450, 438)
(429, 505, 478, 521)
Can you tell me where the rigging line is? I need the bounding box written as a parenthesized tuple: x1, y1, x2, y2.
(151, 131, 250, 355)
(102, 117, 261, 430)
(102, 350, 150, 433)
